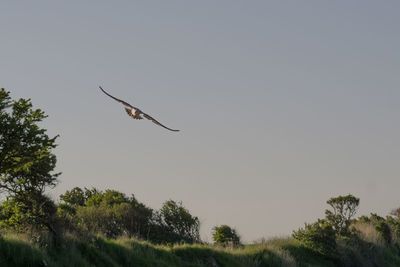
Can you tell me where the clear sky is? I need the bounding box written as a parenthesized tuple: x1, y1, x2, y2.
(1, 1, 399, 242)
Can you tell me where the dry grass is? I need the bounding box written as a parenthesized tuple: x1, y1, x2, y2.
(352, 222, 385, 246)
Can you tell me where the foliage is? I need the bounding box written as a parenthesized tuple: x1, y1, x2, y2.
(375, 220, 391, 244)
(325, 194, 359, 236)
(59, 188, 153, 239)
(0, 89, 60, 233)
(212, 225, 241, 246)
(292, 219, 337, 257)
(0, 194, 57, 234)
(59, 187, 98, 207)
(386, 216, 400, 242)
(152, 200, 200, 244)
(354, 213, 394, 244)
(58, 188, 201, 244)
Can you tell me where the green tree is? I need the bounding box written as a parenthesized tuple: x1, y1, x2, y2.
(63, 188, 153, 239)
(60, 187, 86, 206)
(154, 200, 200, 243)
(212, 225, 240, 246)
(57, 187, 97, 234)
(0, 89, 60, 233)
(293, 219, 337, 257)
(325, 194, 359, 236)
(85, 189, 127, 206)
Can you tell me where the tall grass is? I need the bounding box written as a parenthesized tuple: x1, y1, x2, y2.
(1, 231, 400, 267)
(352, 222, 385, 247)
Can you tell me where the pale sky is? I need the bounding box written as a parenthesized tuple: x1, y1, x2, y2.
(1, 1, 399, 242)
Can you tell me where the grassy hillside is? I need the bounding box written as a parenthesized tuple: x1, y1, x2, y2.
(1, 230, 400, 267)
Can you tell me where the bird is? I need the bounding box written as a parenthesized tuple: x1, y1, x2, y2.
(99, 86, 180, 132)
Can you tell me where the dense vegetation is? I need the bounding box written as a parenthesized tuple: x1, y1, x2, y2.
(1, 88, 400, 266)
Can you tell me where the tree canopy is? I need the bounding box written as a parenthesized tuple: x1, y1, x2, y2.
(325, 194, 359, 236)
(0, 89, 60, 233)
(212, 225, 241, 246)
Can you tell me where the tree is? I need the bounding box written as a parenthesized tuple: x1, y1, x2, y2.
(325, 194, 359, 236)
(212, 225, 240, 246)
(0, 194, 57, 232)
(293, 219, 337, 257)
(60, 187, 99, 207)
(61, 188, 153, 239)
(154, 200, 200, 243)
(0, 89, 60, 233)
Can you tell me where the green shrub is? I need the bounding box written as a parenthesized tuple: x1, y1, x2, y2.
(0, 195, 58, 235)
(386, 216, 400, 242)
(375, 221, 391, 244)
(212, 225, 240, 246)
(73, 190, 153, 239)
(152, 200, 200, 244)
(293, 219, 336, 257)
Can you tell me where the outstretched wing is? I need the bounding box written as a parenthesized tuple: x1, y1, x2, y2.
(142, 112, 180, 132)
(99, 86, 134, 108)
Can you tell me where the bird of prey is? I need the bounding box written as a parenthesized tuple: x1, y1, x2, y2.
(99, 86, 180, 132)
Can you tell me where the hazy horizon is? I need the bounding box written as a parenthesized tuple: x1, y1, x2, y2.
(1, 1, 399, 242)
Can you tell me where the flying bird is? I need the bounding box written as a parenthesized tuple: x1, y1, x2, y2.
(99, 86, 180, 132)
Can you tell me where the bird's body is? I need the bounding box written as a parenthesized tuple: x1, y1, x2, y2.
(125, 107, 143, 119)
(99, 86, 179, 132)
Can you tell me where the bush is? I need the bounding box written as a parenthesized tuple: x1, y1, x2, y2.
(59, 188, 153, 239)
(0, 195, 58, 235)
(152, 200, 200, 244)
(374, 221, 391, 244)
(293, 219, 336, 257)
(212, 225, 240, 246)
(355, 213, 393, 244)
(386, 216, 400, 242)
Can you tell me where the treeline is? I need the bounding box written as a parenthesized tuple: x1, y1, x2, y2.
(57, 187, 200, 243)
(292, 194, 400, 263)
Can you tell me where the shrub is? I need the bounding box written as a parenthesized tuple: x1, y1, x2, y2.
(386, 216, 400, 242)
(59, 188, 153, 239)
(0, 195, 58, 235)
(293, 219, 336, 257)
(212, 225, 240, 246)
(152, 200, 200, 243)
(356, 213, 393, 244)
(374, 221, 391, 244)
